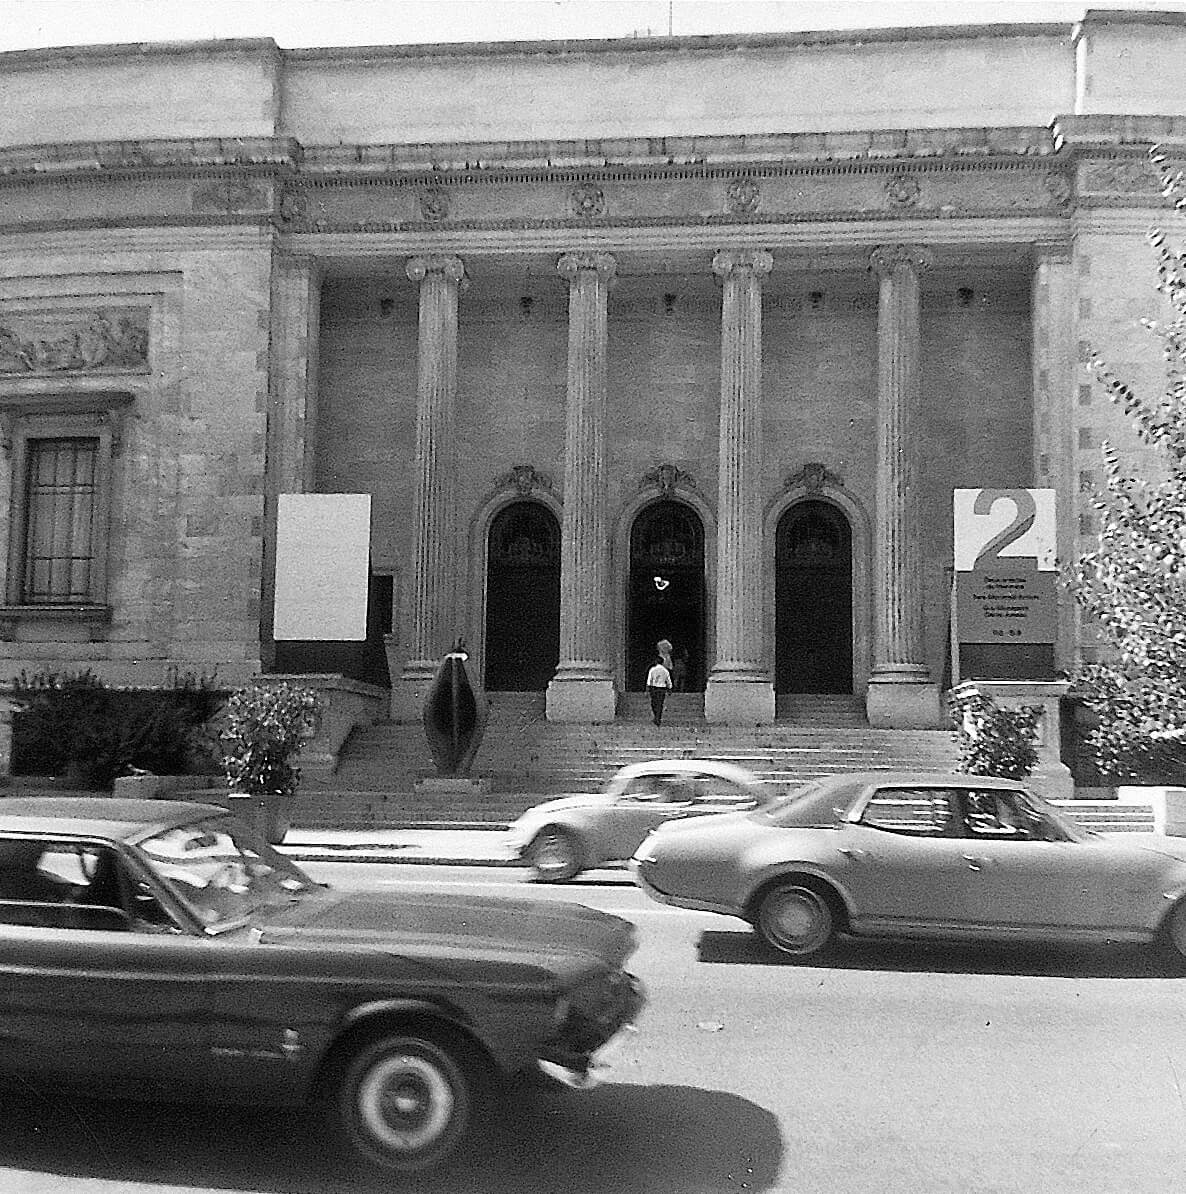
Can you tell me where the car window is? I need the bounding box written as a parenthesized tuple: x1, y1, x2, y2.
(858, 788, 963, 838)
(689, 775, 759, 808)
(965, 789, 1065, 842)
(617, 776, 667, 803)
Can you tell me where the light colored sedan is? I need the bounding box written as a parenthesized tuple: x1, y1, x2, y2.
(507, 759, 774, 882)
(630, 771, 1186, 963)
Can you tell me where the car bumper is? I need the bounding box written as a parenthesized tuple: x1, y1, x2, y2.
(539, 970, 645, 1082)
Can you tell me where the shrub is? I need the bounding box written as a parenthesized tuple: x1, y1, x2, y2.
(10, 668, 225, 789)
(219, 681, 321, 799)
(949, 688, 1040, 781)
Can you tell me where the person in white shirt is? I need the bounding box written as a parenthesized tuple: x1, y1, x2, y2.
(646, 657, 673, 726)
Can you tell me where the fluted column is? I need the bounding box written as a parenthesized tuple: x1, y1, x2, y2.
(395, 254, 465, 719)
(866, 245, 941, 728)
(705, 249, 775, 724)
(546, 252, 617, 722)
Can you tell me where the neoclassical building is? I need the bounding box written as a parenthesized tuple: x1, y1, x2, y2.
(0, 10, 1183, 763)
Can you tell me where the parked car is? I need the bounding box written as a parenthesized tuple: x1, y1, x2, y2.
(630, 771, 1186, 963)
(0, 798, 644, 1174)
(507, 759, 775, 882)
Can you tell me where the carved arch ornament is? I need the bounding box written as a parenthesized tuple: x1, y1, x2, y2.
(763, 463, 874, 694)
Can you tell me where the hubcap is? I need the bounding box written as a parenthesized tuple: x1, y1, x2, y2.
(763, 888, 829, 954)
(533, 834, 575, 876)
(357, 1053, 455, 1153)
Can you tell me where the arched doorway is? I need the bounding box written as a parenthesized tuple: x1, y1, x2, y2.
(484, 501, 560, 690)
(775, 500, 853, 693)
(628, 500, 706, 692)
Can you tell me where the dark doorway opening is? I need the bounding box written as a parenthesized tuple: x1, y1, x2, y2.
(628, 500, 706, 692)
(775, 500, 853, 693)
(484, 501, 560, 691)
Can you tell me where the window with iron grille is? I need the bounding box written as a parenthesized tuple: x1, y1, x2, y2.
(22, 437, 99, 604)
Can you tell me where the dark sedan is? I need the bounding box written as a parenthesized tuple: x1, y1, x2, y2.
(0, 798, 643, 1174)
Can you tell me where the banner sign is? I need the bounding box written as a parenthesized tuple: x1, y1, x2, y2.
(273, 493, 371, 641)
(953, 489, 1057, 645)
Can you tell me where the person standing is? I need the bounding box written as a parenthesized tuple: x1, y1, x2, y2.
(646, 655, 673, 726)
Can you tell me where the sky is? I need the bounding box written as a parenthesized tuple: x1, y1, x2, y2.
(1, 0, 1186, 52)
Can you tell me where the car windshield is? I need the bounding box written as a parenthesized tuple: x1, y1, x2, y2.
(750, 780, 848, 827)
(133, 815, 319, 932)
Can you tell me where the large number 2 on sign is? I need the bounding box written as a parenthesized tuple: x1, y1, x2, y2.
(972, 489, 1036, 570)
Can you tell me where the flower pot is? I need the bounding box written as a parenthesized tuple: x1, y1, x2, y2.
(226, 792, 292, 845)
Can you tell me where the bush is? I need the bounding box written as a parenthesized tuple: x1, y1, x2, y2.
(949, 688, 1040, 781)
(219, 681, 321, 799)
(10, 668, 225, 789)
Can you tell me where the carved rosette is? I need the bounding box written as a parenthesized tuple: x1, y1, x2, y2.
(1043, 170, 1072, 207)
(569, 182, 607, 219)
(725, 177, 760, 215)
(277, 189, 310, 228)
(495, 464, 553, 497)
(419, 187, 451, 222)
(868, 245, 934, 280)
(885, 173, 921, 208)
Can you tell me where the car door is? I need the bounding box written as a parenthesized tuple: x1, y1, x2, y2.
(837, 786, 985, 933)
(603, 773, 697, 859)
(958, 788, 1171, 936)
(0, 835, 212, 1100)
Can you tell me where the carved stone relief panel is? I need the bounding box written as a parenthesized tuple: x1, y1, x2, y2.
(0, 308, 149, 375)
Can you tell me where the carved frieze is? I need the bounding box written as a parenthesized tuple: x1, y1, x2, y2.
(1078, 157, 1163, 198)
(783, 462, 843, 494)
(885, 173, 921, 207)
(191, 178, 271, 214)
(0, 308, 149, 375)
(419, 186, 451, 222)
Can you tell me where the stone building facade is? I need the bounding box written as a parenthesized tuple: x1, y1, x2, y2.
(0, 10, 1183, 756)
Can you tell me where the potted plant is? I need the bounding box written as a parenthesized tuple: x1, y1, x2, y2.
(219, 681, 321, 844)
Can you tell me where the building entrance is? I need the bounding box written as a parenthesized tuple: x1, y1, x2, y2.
(775, 500, 853, 693)
(484, 501, 560, 690)
(627, 500, 706, 692)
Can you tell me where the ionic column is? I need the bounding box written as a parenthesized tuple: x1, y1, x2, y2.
(395, 254, 465, 719)
(866, 245, 941, 728)
(705, 249, 775, 724)
(546, 252, 617, 722)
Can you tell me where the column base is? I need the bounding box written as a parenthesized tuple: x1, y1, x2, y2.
(546, 675, 617, 723)
(704, 674, 775, 724)
(865, 676, 944, 728)
(390, 661, 435, 723)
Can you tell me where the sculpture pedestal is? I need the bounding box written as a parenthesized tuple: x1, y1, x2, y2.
(865, 676, 944, 728)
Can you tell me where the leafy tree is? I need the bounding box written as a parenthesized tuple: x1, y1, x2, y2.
(1068, 147, 1186, 781)
(220, 681, 321, 799)
(949, 688, 1040, 781)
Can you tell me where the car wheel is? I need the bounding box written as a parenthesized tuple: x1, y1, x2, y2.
(755, 882, 837, 960)
(525, 828, 583, 882)
(330, 1029, 486, 1173)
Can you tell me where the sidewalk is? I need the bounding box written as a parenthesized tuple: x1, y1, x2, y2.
(277, 824, 521, 866)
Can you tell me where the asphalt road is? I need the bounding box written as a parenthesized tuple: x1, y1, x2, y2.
(3, 862, 1186, 1194)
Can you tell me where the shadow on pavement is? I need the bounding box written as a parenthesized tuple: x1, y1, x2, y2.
(696, 927, 1186, 978)
(0, 1079, 782, 1194)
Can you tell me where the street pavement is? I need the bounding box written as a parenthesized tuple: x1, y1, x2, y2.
(279, 823, 534, 867)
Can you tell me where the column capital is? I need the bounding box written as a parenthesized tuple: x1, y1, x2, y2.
(556, 252, 617, 283)
(406, 254, 466, 285)
(868, 245, 933, 279)
(712, 249, 774, 281)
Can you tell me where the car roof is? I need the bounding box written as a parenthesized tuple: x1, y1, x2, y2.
(614, 759, 760, 783)
(0, 797, 229, 842)
(814, 772, 1025, 790)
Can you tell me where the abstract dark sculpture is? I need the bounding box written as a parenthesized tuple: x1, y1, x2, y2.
(423, 639, 488, 777)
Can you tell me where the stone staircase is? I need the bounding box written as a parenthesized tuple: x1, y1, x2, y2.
(294, 691, 967, 827)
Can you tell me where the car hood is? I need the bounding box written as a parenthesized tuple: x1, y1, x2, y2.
(511, 794, 607, 823)
(1095, 832, 1186, 863)
(256, 886, 635, 969)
